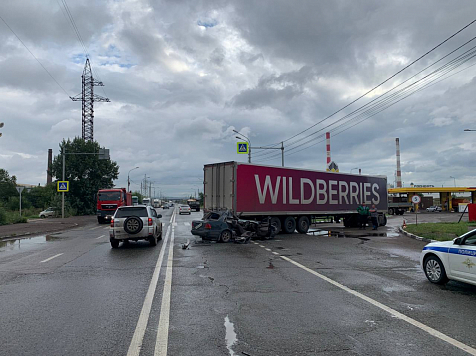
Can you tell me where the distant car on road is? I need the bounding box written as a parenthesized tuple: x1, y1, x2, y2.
(39, 207, 56, 218)
(179, 205, 191, 215)
(421, 229, 476, 286)
(109, 205, 162, 248)
(191, 210, 234, 242)
(162, 203, 169, 209)
(426, 206, 442, 212)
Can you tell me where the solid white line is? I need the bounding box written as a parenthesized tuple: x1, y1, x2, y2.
(280, 255, 476, 356)
(127, 209, 175, 356)
(154, 210, 176, 355)
(96, 235, 105, 239)
(89, 226, 101, 230)
(40, 253, 63, 263)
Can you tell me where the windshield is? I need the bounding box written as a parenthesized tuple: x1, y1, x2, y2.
(114, 207, 148, 218)
(132, 196, 139, 203)
(98, 192, 121, 201)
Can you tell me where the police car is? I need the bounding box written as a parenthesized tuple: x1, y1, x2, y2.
(421, 229, 476, 285)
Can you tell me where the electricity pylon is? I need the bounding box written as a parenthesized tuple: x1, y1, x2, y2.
(70, 59, 110, 141)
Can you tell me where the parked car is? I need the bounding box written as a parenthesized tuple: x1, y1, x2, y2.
(421, 229, 476, 286)
(426, 206, 442, 212)
(179, 205, 191, 215)
(39, 207, 56, 218)
(109, 205, 162, 248)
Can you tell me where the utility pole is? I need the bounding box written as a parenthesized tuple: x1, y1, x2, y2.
(70, 59, 110, 141)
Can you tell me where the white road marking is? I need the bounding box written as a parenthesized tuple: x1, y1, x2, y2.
(272, 252, 279, 255)
(172, 223, 178, 227)
(96, 235, 105, 239)
(265, 248, 271, 252)
(89, 226, 101, 231)
(280, 255, 476, 356)
(40, 253, 64, 263)
(184, 222, 190, 226)
(259, 245, 265, 248)
(127, 209, 175, 356)
(154, 210, 176, 355)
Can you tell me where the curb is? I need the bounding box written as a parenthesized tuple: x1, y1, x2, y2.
(398, 226, 436, 243)
(0, 223, 79, 241)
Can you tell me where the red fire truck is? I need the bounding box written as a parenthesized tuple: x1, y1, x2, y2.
(97, 188, 132, 223)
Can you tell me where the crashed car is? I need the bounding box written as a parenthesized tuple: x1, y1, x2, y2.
(191, 210, 277, 243)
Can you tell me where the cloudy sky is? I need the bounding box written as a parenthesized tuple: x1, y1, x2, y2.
(1, 0, 475, 197)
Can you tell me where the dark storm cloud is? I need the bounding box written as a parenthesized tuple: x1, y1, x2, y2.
(1, 0, 475, 193)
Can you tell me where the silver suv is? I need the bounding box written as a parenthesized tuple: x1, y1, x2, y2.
(109, 205, 162, 248)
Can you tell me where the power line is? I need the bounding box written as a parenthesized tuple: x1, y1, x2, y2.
(259, 18, 476, 149)
(59, 0, 108, 97)
(256, 47, 476, 163)
(0, 15, 71, 97)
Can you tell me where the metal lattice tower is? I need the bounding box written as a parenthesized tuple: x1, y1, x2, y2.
(70, 59, 110, 141)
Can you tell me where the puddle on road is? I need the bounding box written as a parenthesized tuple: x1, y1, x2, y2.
(224, 315, 238, 356)
(0, 234, 63, 252)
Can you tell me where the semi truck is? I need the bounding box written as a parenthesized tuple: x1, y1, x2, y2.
(203, 162, 388, 233)
(97, 188, 132, 223)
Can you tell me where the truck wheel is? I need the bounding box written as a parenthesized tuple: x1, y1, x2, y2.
(388, 208, 394, 215)
(296, 216, 310, 234)
(282, 217, 296, 234)
(219, 230, 232, 243)
(270, 217, 281, 233)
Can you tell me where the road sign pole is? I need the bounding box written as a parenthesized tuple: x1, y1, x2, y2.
(62, 152, 65, 219)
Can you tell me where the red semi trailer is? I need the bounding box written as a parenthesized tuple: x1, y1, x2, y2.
(97, 188, 132, 223)
(203, 162, 388, 233)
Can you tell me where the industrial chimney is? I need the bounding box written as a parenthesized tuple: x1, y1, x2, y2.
(47, 149, 52, 185)
(326, 132, 331, 169)
(395, 138, 402, 188)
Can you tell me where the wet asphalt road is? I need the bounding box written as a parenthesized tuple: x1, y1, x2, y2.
(0, 210, 475, 356)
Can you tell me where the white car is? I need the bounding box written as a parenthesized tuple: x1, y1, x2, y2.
(39, 207, 56, 218)
(179, 205, 191, 215)
(421, 229, 476, 285)
(426, 206, 442, 212)
(109, 205, 162, 248)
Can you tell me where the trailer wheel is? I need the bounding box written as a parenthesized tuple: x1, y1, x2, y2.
(270, 217, 281, 233)
(296, 216, 310, 234)
(282, 216, 296, 234)
(388, 208, 394, 215)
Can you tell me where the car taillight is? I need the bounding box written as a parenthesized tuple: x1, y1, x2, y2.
(110, 219, 114, 227)
(205, 223, 212, 229)
(148, 218, 153, 226)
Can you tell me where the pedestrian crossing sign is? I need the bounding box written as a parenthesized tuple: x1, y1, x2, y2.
(57, 181, 69, 192)
(237, 142, 249, 154)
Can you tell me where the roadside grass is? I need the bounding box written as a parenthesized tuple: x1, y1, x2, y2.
(0, 208, 42, 225)
(405, 222, 476, 241)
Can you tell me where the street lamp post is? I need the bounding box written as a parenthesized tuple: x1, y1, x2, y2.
(450, 176, 456, 187)
(127, 167, 139, 192)
(233, 130, 285, 167)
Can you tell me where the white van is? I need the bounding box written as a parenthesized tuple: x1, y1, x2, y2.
(142, 198, 151, 206)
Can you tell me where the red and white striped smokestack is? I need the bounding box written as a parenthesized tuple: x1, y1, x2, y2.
(326, 132, 331, 168)
(396, 138, 402, 188)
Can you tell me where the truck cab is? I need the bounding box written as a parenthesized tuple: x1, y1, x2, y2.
(97, 188, 132, 223)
